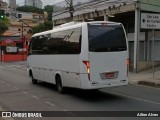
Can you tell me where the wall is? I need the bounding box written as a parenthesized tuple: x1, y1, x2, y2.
(138, 61, 160, 72)
(0, 54, 27, 62)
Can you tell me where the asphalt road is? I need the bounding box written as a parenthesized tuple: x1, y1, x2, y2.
(0, 62, 160, 120)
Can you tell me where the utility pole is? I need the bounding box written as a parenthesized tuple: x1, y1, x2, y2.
(22, 23, 24, 61)
(0, 34, 2, 62)
(65, 0, 74, 21)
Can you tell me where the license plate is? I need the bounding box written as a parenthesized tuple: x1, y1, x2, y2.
(105, 72, 115, 79)
(100, 71, 118, 79)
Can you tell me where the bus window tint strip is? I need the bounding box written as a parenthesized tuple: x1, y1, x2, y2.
(30, 27, 82, 55)
(88, 24, 127, 52)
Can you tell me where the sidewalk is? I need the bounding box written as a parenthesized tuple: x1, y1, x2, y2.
(129, 68, 160, 88)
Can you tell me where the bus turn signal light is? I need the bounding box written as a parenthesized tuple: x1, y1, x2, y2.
(83, 61, 90, 80)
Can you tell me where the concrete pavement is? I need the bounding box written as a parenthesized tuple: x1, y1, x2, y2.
(129, 67, 160, 88)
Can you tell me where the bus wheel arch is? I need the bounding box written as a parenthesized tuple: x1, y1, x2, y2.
(29, 69, 38, 84)
(29, 69, 32, 77)
(55, 74, 64, 93)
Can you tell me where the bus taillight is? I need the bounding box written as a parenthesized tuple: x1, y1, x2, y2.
(83, 61, 90, 80)
(126, 59, 129, 65)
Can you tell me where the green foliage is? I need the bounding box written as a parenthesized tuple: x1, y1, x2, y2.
(32, 21, 53, 34)
(44, 5, 53, 21)
(16, 6, 44, 14)
(0, 19, 9, 35)
(44, 5, 53, 13)
(2, 17, 10, 25)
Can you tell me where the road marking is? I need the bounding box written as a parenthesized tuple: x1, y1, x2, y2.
(6, 84, 11, 86)
(45, 101, 56, 107)
(22, 91, 28, 94)
(103, 90, 160, 105)
(134, 84, 160, 90)
(63, 109, 68, 111)
(15, 66, 21, 68)
(10, 68, 17, 70)
(13, 87, 19, 90)
(0, 64, 27, 72)
(32, 95, 39, 100)
(9, 68, 27, 72)
(20, 67, 27, 70)
(0, 66, 5, 68)
(0, 81, 5, 83)
(7, 65, 17, 67)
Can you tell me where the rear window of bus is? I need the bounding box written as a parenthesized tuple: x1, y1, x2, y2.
(88, 24, 127, 52)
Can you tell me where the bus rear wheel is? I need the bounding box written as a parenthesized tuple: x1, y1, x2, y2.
(56, 76, 64, 93)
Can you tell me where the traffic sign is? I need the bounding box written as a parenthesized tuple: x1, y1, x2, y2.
(141, 13, 160, 29)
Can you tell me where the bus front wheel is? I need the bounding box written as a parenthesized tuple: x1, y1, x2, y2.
(56, 75, 64, 93)
(30, 71, 38, 84)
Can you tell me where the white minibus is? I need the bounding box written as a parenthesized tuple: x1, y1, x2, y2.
(27, 21, 128, 93)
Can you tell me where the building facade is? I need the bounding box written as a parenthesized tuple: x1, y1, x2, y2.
(25, 0, 42, 9)
(9, 0, 16, 10)
(0, 0, 8, 10)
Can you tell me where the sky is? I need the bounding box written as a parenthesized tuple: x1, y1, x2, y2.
(4, 0, 65, 7)
(3, 0, 90, 8)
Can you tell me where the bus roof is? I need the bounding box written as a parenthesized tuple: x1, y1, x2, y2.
(32, 21, 121, 38)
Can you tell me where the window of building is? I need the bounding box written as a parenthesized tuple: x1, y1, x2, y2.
(18, 14, 22, 18)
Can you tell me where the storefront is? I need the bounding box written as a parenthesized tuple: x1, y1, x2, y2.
(0, 36, 29, 62)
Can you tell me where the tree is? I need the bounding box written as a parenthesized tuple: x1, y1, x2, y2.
(0, 17, 9, 35)
(32, 21, 53, 34)
(16, 6, 44, 14)
(44, 5, 53, 21)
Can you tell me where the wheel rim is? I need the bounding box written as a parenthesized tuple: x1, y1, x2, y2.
(56, 77, 63, 93)
(57, 80, 62, 92)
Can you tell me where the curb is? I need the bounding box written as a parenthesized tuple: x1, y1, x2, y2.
(138, 81, 160, 88)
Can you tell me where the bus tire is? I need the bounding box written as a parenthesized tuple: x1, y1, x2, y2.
(56, 75, 64, 93)
(30, 71, 38, 84)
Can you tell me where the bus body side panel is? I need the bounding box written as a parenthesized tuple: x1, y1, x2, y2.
(57, 55, 81, 88)
(28, 55, 45, 81)
(29, 55, 81, 88)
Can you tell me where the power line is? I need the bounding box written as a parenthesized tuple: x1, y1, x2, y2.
(52, 0, 136, 19)
(53, 0, 108, 17)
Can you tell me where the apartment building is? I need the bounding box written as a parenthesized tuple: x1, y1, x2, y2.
(25, 0, 42, 9)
